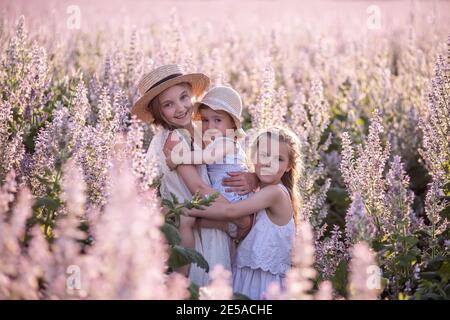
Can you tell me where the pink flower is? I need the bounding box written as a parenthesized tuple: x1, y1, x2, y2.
(348, 241, 381, 300)
(199, 265, 233, 300)
(284, 220, 316, 300)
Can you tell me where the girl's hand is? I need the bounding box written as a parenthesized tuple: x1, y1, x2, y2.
(181, 208, 191, 217)
(163, 132, 181, 171)
(161, 207, 171, 215)
(222, 172, 259, 195)
(181, 207, 203, 217)
(236, 214, 254, 240)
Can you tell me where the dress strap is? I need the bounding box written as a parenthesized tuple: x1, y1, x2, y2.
(277, 183, 290, 197)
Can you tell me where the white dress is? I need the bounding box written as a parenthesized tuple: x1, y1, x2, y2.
(232, 183, 295, 300)
(146, 127, 232, 287)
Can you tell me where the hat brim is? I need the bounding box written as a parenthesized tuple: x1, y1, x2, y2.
(131, 73, 210, 123)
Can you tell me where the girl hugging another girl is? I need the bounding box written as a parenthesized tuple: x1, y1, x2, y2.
(164, 86, 255, 271)
(184, 127, 302, 299)
(131, 65, 257, 286)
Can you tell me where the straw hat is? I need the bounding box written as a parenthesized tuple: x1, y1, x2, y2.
(194, 86, 244, 131)
(131, 64, 210, 123)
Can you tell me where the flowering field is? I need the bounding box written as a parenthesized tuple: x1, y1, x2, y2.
(0, 0, 449, 300)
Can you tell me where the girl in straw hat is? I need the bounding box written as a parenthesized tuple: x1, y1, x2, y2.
(131, 65, 258, 287)
(164, 86, 256, 264)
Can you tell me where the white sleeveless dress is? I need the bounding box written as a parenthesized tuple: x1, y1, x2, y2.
(232, 183, 295, 300)
(146, 127, 233, 287)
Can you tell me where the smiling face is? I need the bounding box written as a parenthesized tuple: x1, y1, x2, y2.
(153, 84, 193, 128)
(253, 135, 291, 186)
(199, 105, 236, 137)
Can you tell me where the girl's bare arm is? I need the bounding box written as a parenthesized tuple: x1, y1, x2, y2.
(184, 184, 284, 220)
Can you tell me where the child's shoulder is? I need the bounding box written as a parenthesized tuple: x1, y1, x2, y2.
(260, 183, 288, 199)
(261, 184, 292, 208)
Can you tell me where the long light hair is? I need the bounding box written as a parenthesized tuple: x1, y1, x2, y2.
(251, 126, 303, 225)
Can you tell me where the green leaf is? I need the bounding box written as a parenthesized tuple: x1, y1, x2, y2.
(168, 245, 209, 272)
(161, 223, 181, 246)
(188, 282, 199, 300)
(327, 187, 350, 211)
(398, 235, 419, 248)
(35, 175, 50, 185)
(425, 257, 444, 271)
(421, 292, 444, 300)
(170, 192, 180, 205)
(420, 271, 440, 281)
(356, 117, 365, 127)
(437, 260, 450, 283)
(33, 197, 61, 211)
(444, 284, 450, 297)
(398, 292, 411, 300)
(44, 167, 54, 177)
(161, 198, 174, 209)
(331, 259, 348, 296)
(371, 239, 387, 252)
(232, 292, 251, 300)
(397, 254, 417, 267)
(408, 247, 421, 257)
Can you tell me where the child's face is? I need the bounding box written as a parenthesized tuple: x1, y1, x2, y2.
(158, 84, 193, 128)
(254, 138, 291, 185)
(200, 107, 236, 138)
